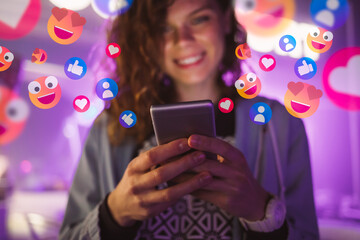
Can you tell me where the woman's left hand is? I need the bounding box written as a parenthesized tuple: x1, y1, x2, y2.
(171, 134, 271, 221)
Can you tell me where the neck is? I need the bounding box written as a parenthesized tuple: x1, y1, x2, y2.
(175, 78, 220, 103)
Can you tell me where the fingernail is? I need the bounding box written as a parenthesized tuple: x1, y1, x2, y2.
(190, 136, 200, 146)
(193, 152, 205, 163)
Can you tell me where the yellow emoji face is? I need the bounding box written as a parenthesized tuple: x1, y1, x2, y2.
(28, 76, 62, 109)
(0, 46, 14, 72)
(307, 27, 333, 53)
(47, 7, 86, 45)
(284, 81, 323, 118)
(235, 73, 262, 99)
(235, 0, 295, 37)
(0, 86, 29, 145)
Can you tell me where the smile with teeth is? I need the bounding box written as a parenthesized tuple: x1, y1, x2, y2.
(37, 92, 56, 104)
(291, 100, 311, 113)
(0, 124, 6, 135)
(311, 40, 326, 49)
(0, 61, 4, 67)
(244, 84, 257, 95)
(175, 52, 205, 67)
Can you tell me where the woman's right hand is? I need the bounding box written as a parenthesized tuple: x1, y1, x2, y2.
(107, 138, 213, 227)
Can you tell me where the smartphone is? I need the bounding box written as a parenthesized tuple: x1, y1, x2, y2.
(150, 100, 217, 160)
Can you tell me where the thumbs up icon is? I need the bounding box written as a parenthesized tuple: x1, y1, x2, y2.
(67, 60, 83, 76)
(65, 57, 87, 80)
(294, 57, 317, 80)
(298, 60, 314, 76)
(119, 110, 137, 128)
(122, 113, 134, 126)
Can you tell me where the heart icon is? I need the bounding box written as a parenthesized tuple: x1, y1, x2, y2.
(307, 86, 323, 100)
(261, 58, 274, 69)
(288, 81, 304, 96)
(71, 12, 86, 27)
(220, 100, 231, 110)
(75, 98, 88, 109)
(109, 45, 119, 55)
(52, 7, 68, 22)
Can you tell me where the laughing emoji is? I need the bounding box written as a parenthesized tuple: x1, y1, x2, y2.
(306, 27, 333, 53)
(47, 7, 86, 45)
(28, 76, 62, 109)
(284, 81, 323, 118)
(31, 48, 47, 64)
(235, 73, 262, 99)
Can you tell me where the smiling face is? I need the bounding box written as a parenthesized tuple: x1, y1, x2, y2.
(284, 81, 323, 118)
(160, 0, 229, 88)
(0, 86, 29, 145)
(235, 72, 261, 99)
(31, 48, 48, 64)
(0, 46, 14, 72)
(307, 27, 333, 53)
(47, 7, 86, 45)
(28, 76, 62, 109)
(234, 0, 295, 36)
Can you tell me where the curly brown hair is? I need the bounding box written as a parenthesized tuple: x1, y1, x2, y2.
(106, 0, 245, 145)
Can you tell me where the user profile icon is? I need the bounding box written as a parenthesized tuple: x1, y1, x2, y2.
(96, 78, 118, 100)
(279, 35, 296, 52)
(249, 102, 272, 125)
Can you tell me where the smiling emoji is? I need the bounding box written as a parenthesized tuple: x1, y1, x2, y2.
(0, 86, 29, 145)
(31, 48, 47, 64)
(234, 0, 295, 37)
(284, 81, 323, 118)
(235, 73, 262, 99)
(28, 76, 62, 109)
(307, 27, 333, 53)
(0, 46, 14, 72)
(47, 7, 86, 45)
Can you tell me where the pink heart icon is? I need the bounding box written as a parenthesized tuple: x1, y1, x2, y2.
(288, 81, 304, 96)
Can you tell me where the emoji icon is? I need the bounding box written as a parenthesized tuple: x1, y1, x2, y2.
(106, 43, 121, 58)
(306, 27, 333, 53)
(96, 78, 118, 100)
(0, 86, 29, 145)
(323, 47, 360, 110)
(259, 54, 276, 71)
(0, 46, 14, 71)
(92, 0, 134, 18)
(284, 81, 323, 118)
(294, 57, 317, 80)
(64, 57, 87, 80)
(235, 43, 251, 60)
(47, 7, 86, 45)
(235, 73, 262, 99)
(234, 0, 295, 37)
(218, 98, 234, 113)
(119, 110, 137, 128)
(28, 76, 62, 109)
(249, 102, 272, 125)
(310, 0, 349, 30)
(73, 95, 90, 112)
(31, 48, 47, 64)
(279, 35, 296, 52)
(0, 0, 41, 40)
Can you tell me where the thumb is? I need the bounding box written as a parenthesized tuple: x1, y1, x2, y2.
(74, 60, 79, 66)
(302, 60, 307, 66)
(127, 114, 132, 118)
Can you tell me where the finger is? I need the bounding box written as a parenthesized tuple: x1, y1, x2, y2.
(191, 189, 227, 207)
(190, 160, 240, 178)
(138, 151, 206, 189)
(131, 138, 191, 172)
(141, 172, 212, 204)
(200, 179, 237, 192)
(188, 135, 245, 165)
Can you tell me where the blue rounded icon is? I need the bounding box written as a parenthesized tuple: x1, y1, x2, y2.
(64, 57, 87, 80)
(249, 102, 272, 125)
(92, 0, 134, 18)
(96, 78, 118, 100)
(119, 110, 137, 128)
(310, 0, 349, 30)
(279, 35, 296, 52)
(294, 57, 317, 80)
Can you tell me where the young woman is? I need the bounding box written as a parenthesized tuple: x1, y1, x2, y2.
(60, 0, 319, 239)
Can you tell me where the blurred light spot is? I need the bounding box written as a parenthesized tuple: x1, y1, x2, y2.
(63, 123, 77, 138)
(20, 160, 32, 173)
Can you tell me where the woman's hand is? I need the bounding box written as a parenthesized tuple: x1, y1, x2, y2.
(107, 138, 213, 227)
(172, 135, 271, 221)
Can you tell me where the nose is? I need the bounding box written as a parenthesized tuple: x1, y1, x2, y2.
(175, 25, 195, 45)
